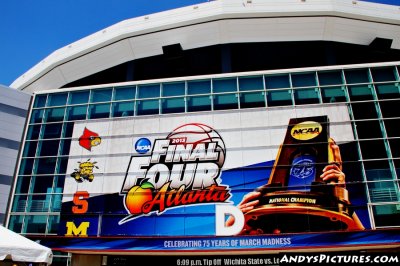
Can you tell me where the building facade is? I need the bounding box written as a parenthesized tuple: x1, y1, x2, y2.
(5, 0, 400, 265)
(0, 85, 30, 225)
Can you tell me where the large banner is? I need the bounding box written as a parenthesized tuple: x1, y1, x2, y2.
(59, 104, 370, 237)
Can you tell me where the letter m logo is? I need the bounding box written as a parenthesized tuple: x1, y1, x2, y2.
(65, 221, 90, 237)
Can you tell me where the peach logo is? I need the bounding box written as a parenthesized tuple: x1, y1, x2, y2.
(125, 181, 154, 214)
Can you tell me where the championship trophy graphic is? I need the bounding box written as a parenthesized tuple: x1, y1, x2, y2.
(241, 116, 364, 234)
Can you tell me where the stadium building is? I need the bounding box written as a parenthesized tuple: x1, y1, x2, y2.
(5, 0, 400, 265)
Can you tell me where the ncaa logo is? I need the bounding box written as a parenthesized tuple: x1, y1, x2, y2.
(135, 138, 151, 154)
(291, 121, 322, 141)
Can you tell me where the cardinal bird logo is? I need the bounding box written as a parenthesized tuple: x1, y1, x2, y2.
(79, 127, 101, 151)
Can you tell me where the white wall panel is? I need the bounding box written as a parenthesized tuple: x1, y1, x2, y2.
(159, 114, 188, 135)
(59, 39, 135, 84)
(128, 34, 165, 59)
(177, 22, 222, 50)
(0, 112, 26, 125)
(23, 67, 67, 92)
(0, 184, 10, 213)
(0, 87, 31, 107)
(327, 17, 400, 48)
(0, 159, 16, 176)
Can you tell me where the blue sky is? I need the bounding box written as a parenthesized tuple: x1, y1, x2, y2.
(0, 0, 398, 87)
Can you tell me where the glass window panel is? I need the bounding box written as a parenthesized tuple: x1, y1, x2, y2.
(38, 140, 60, 156)
(375, 83, 400, 100)
(47, 93, 68, 107)
(33, 95, 47, 108)
(24, 214, 47, 233)
(213, 93, 238, 110)
(348, 85, 374, 101)
(366, 171, 394, 195)
(267, 89, 293, 107)
(371, 67, 397, 82)
(213, 78, 237, 93)
(372, 204, 400, 227)
(240, 92, 265, 109)
(363, 159, 390, 171)
(62, 122, 74, 138)
(66, 105, 87, 121)
(294, 88, 320, 105)
(187, 80, 211, 95)
(136, 99, 159, 115)
(114, 86, 136, 100)
(162, 82, 185, 96)
(88, 103, 111, 119)
(379, 100, 399, 118)
(384, 118, 400, 138)
(12, 195, 27, 213)
(41, 123, 63, 139)
(91, 88, 112, 103)
(187, 96, 212, 112)
(59, 139, 71, 156)
(318, 71, 343, 86)
(112, 101, 134, 117)
(265, 74, 290, 89)
(35, 158, 57, 175)
(161, 97, 185, 114)
(351, 102, 378, 120)
(30, 109, 44, 124)
(26, 195, 50, 213)
(321, 86, 347, 103)
(15, 175, 31, 194)
(52, 252, 70, 264)
(359, 139, 388, 159)
(19, 158, 34, 175)
(22, 141, 38, 157)
(54, 175, 65, 191)
(30, 175, 54, 194)
(344, 69, 370, 84)
(69, 90, 89, 104)
(239, 76, 264, 91)
(47, 215, 60, 233)
(26, 125, 42, 140)
(355, 120, 383, 139)
(44, 107, 65, 122)
(291, 72, 317, 87)
(389, 139, 400, 158)
(9, 215, 24, 233)
(138, 84, 160, 98)
(56, 157, 69, 174)
(52, 190, 63, 213)
(395, 158, 400, 170)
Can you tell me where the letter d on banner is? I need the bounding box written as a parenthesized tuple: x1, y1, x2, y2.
(215, 205, 244, 236)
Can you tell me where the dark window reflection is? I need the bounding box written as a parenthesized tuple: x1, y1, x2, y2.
(379, 100, 400, 118)
(355, 120, 383, 139)
(384, 118, 400, 138)
(359, 139, 388, 160)
(351, 102, 378, 120)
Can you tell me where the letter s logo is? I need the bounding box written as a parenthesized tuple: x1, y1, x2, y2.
(72, 191, 89, 214)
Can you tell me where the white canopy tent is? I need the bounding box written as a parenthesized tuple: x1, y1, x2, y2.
(0, 226, 52, 265)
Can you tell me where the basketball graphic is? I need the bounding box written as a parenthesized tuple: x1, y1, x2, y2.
(166, 123, 226, 168)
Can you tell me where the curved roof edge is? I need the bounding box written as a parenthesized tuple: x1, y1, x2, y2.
(11, 0, 400, 92)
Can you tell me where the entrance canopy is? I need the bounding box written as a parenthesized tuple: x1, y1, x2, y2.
(0, 226, 52, 265)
